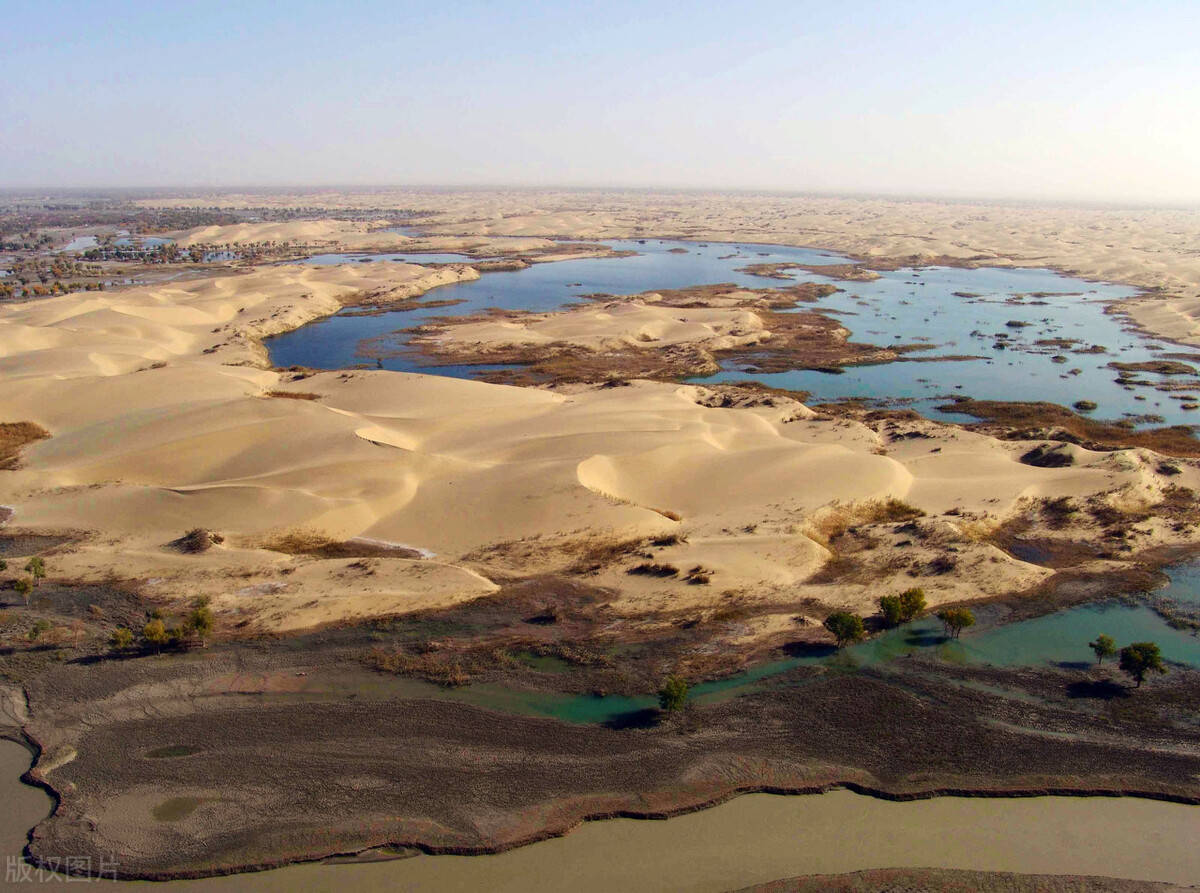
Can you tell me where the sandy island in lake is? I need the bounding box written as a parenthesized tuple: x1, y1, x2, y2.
(4, 191, 1200, 879)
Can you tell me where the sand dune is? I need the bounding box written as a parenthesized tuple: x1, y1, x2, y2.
(148, 191, 1200, 346)
(415, 299, 769, 355)
(172, 220, 411, 250)
(3, 203, 1197, 636)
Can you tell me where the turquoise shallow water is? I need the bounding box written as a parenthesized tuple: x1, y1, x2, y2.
(390, 566, 1200, 726)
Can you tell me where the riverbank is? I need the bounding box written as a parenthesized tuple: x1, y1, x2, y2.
(12, 648, 1200, 880)
(4, 734, 1195, 889)
(3, 194, 1200, 883)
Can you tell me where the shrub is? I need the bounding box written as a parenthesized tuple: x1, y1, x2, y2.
(171, 528, 224, 553)
(627, 562, 679, 578)
(142, 618, 169, 652)
(24, 557, 45, 586)
(109, 627, 134, 651)
(824, 611, 865, 647)
(879, 595, 903, 628)
(881, 587, 928, 626)
(658, 675, 689, 713)
(898, 587, 926, 621)
(183, 602, 214, 642)
(936, 607, 975, 639)
(27, 619, 51, 641)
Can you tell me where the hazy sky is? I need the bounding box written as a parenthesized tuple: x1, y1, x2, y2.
(4, 0, 1199, 203)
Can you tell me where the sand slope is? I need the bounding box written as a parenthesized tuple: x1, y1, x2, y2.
(1, 237, 1194, 634)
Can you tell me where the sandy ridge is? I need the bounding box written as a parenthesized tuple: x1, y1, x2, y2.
(1, 218, 1197, 634)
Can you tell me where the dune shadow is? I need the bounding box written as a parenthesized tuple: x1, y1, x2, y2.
(1065, 679, 1129, 700)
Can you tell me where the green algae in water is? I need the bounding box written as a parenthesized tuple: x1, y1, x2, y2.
(510, 651, 574, 674)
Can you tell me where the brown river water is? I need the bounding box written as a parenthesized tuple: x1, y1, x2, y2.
(4, 739, 1199, 890)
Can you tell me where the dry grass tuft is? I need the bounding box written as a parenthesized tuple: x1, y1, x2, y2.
(261, 529, 423, 560)
(263, 390, 321, 401)
(807, 497, 924, 547)
(169, 528, 224, 553)
(563, 535, 648, 575)
(0, 422, 50, 470)
(366, 646, 470, 687)
(627, 562, 679, 578)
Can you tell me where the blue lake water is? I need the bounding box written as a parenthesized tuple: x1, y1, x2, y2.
(297, 251, 481, 265)
(701, 264, 1179, 425)
(265, 239, 1196, 426)
(267, 240, 847, 378)
(114, 235, 173, 248)
(60, 235, 98, 252)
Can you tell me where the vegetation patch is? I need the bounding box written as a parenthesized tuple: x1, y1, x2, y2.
(627, 562, 680, 578)
(262, 390, 321, 400)
(940, 398, 1200, 456)
(169, 528, 224, 553)
(260, 529, 424, 560)
(1020, 443, 1075, 468)
(808, 497, 925, 547)
(0, 421, 50, 470)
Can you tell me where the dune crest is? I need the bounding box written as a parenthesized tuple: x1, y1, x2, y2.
(1, 236, 1195, 634)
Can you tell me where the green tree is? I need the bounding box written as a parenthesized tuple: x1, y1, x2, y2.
(0, 559, 7, 573)
(898, 587, 926, 622)
(183, 603, 214, 643)
(824, 611, 866, 647)
(878, 595, 903, 628)
(937, 607, 975, 639)
(1119, 642, 1167, 688)
(658, 675, 689, 713)
(14, 577, 33, 606)
(24, 557, 45, 586)
(1089, 634, 1117, 666)
(142, 618, 168, 653)
(109, 627, 134, 652)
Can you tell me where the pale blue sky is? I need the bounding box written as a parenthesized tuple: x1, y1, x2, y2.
(3, 0, 1198, 202)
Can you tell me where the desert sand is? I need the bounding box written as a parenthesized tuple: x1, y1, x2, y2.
(413, 296, 770, 354)
(2, 206, 1195, 638)
(152, 190, 1200, 345)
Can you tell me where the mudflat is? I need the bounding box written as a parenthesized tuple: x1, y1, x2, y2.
(3, 190, 1199, 883)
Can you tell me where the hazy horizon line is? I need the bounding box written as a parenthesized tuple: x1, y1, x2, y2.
(3, 183, 1199, 213)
